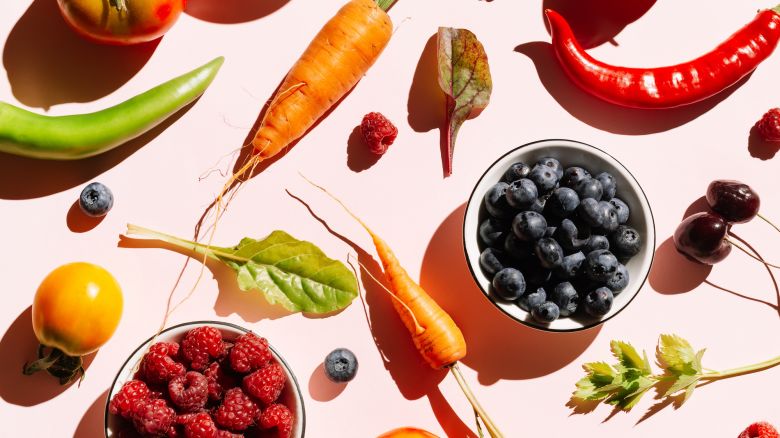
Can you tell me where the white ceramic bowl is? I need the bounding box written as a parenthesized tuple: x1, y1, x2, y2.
(463, 139, 655, 331)
(105, 321, 305, 437)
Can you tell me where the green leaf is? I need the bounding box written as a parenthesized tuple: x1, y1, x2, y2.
(663, 374, 700, 398)
(611, 341, 652, 373)
(658, 334, 700, 375)
(437, 27, 492, 177)
(124, 225, 358, 314)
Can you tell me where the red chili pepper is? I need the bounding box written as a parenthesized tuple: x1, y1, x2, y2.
(545, 6, 780, 109)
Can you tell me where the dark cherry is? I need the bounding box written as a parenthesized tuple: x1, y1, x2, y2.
(706, 180, 760, 224)
(673, 212, 732, 265)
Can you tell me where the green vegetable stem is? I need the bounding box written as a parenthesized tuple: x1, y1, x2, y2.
(0, 57, 224, 160)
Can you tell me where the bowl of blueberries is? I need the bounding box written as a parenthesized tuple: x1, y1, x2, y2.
(463, 139, 655, 331)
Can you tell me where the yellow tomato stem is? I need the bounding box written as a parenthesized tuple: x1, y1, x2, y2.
(22, 345, 63, 375)
(22, 345, 84, 385)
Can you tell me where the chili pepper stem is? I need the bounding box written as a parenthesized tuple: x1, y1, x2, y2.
(450, 363, 504, 438)
(699, 354, 780, 380)
(727, 238, 780, 268)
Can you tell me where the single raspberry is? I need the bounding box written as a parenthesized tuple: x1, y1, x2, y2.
(168, 371, 209, 412)
(360, 112, 398, 155)
(229, 333, 273, 374)
(259, 403, 294, 438)
(181, 326, 228, 372)
(109, 380, 151, 419)
(131, 398, 176, 437)
(177, 412, 218, 438)
(740, 422, 780, 438)
(243, 362, 286, 405)
(214, 388, 260, 431)
(204, 361, 239, 401)
(755, 108, 780, 142)
(140, 342, 186, 386)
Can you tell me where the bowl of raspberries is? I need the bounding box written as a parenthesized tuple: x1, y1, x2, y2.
(463, 139, 655, 331)
(105, 321, 304, 437)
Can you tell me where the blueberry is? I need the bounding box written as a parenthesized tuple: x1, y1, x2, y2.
(561, 167, 591, 188)
(598, 201, 620, 232)
(527, 197, 547, 214)
(535, 157, 564, 179)
(506, 179, 538, 209)
(478, 218, 508, 248)
(512, 211, 548, 241)
(532, 302, 560, 323)
(553, 219, 590, 252)
(529, 164, 559, 193)
(503, 233, 535, 263)
(554, 251, 586, 279)
(544, 226, 557, 238)
(548, 187, 580, 218)
(584, 250, 619, 282)
(518, 287, 547, 312)
(479, 248, 506, 278)
(502, 162, 531, 183)
(524, 259, 552, 286)
(609, 198, 630, 224)
(535, 237, 564, 269)
(79, 182, 114, 217)
(585, 235, 610, 253)
(575, 178, 603, 201)
(492, 268, 526, 300)
(584, 287, 614, 317)
(578, 198, 603, 227)
(324, 348, 358, 382)
(606, 263, 629, 293)
(596, 172, 617, 200)
(484, 182, 513, 219)
(550, 282, 579, 316)
(610, 225, 642, 257)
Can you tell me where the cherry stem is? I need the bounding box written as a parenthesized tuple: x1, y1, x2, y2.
(727, 238, 780, 269)
(758, 213, 780, 234)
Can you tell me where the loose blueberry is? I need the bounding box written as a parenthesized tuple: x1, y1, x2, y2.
(324, 348, 358, 383)
(504, 233, 536, 263)
(606, 264, 629, 293)
(535, 237, 564, 269)
(584, 250, 619, 282)
(79, 182, 114, 217)
(550, 282, 579, 317)
(506, 179, 538, 209)
(548, 187, 580, 218)
(524, 259, 552, 286)
(492, 268, 526, 300)
(518, 287, 547, 312)
(527, 197, 547, 214)
(544, 226, 557, 238)
(479, 248, 506, 278)
(585, 235, 610, 253)
(484, 182, 513, 219)
(598, 201, 620, 232)
(554, 251, 586, 279)
(578, 198, 603, 227)
(535, 157, 564, 179)
(532, 302, 560, 323)
(479, 218, 508, 248)
(610, 225, 642, 257)
(584, 287, 614, 317)
(575, 178, 603, 201)
(553, 219, 590, 252)
(596, 172, 617, 200)
(609, 198, 630, 224)
(513, 211, 548, 241)
(561, 167, 591, 188)
(502, 162, 531, 183)
(529, 164, 559, 193)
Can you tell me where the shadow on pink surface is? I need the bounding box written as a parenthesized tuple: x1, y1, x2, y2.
(0, 99, 199, 200)
(541, 0, 656, 49)
(287, 192, 477, 438)
(0, 306, 95, 406)
(347, 125, 381, 172)
(420, 204, 601, 385)
(66, 200, 106, 233)
(74, 389, 109, 438)
(749, 126, 780, 160)
(2, 0, 158, 110)
(308, 363, 346, 402)
(648, 237, 711, 295)
(186, 0, 289, 24)
(514, 41, 751, 135)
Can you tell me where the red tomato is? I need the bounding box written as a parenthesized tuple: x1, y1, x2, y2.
(56, 0, 185, 45)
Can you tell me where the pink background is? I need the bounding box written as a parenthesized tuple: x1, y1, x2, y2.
(1, 0, 779, 436)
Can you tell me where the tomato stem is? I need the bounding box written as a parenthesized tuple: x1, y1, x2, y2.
(110, 0, 128, 13)
(23, 345, 84, 385)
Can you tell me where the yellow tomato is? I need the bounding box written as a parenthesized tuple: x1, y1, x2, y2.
(32, 262, 123, 357)
(377, 428, 440, 438)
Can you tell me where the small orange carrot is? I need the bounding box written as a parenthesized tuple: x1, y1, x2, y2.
(377, 427, 440, 438)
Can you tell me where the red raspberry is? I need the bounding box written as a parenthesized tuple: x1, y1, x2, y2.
(168, 371, 209, 412)
(229, 333, 273, 374)
(140, 342, 186, 386)
(181, 327, 228, 372)
(243, 362, 286, 405)
(178, 412, 218, 438)
(215, 431, 242, 438)
(360, 112, 398, 155)
(109, 380, 151, 419)
(204, 361, 239, 401)
(755, 108, 780, 142)
(740, 422, 780, 438)
(214, 388, 260, 431)
(131, 398, 176, 437)
(259, 403, 294, 438)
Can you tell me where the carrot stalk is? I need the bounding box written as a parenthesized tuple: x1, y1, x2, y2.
(375, 0, 398, 11)
(450, 363, 502, 438)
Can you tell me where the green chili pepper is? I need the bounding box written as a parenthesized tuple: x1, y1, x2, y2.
(0, 56, 224, 160)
